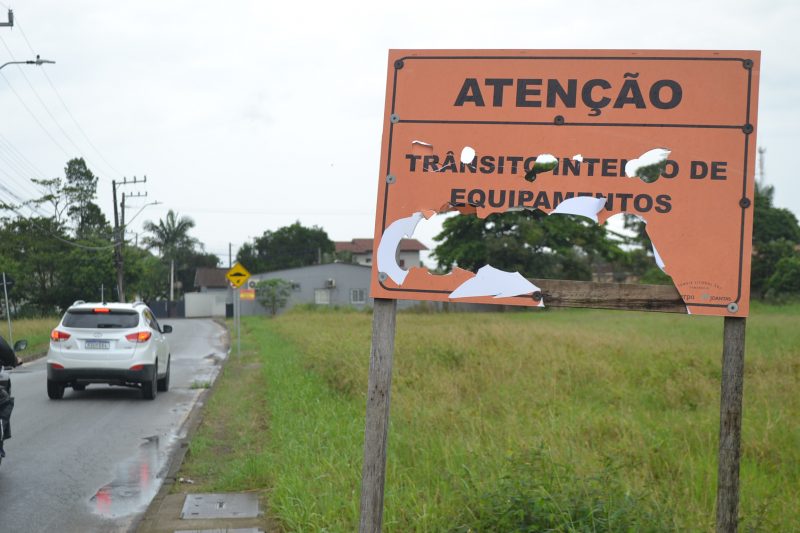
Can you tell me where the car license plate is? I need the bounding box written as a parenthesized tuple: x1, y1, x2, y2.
(85, 340, 110, 350)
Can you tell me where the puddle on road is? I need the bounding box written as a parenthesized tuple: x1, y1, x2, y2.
(90, 435, 170, 518)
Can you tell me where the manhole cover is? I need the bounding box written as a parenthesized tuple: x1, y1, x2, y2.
(180, 493, 259, 519)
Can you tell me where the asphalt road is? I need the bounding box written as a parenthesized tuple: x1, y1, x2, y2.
(0, 318, 228, 533)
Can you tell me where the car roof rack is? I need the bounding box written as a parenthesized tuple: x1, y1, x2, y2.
(72, 300, 85, 306)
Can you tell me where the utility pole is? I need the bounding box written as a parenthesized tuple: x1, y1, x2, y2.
(757, 147, 766, 184)
(121, 189, 147, 301)
(111, 176, 147, 302)
(112, 180, 122, 302)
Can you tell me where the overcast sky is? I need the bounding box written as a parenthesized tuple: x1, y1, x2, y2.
(0, 0, 797, 267)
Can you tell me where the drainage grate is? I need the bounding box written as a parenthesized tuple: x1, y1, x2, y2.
(179, 493, 260, 519)
(175, 529, 262, 533)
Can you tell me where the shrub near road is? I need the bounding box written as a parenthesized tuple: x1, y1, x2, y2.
(179, 305, 800, 532)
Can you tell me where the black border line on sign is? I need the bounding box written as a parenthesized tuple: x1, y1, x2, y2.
(377, 55, 754, 310)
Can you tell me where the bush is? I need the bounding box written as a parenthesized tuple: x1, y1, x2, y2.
(765, 255, 800, 302)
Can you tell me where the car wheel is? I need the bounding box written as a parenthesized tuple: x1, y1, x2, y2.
(142, 363, 157, 400)
(157, 356, 170, 392)
(73, 384, 86, 392)
(47, 380, 65, 400)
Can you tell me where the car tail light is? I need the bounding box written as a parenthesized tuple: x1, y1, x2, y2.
(130, 364, 145, 371)
(50, 362, 65, 370)
(51, 329, 71, 342)
(125, 331, 152, 343)
(93, 308, 110, 313)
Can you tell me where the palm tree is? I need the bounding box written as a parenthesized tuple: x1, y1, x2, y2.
(142, 210, 199, 300)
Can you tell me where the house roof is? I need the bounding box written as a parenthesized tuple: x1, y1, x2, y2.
(334, 238, 428, 254)
(194, 267, 230, 289)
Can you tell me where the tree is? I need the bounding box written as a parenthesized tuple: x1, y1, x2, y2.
(433, 210, 627, 281)
(123, 247, 169, 302)
(0, 216, 79, 315)
(751, 180, 800, 299)
(754, 181, 800, 243)
(142, 210, 199, 258)
(255, 279, 292, 316)
(237, 221, 334, 273)
(29, 177, 69, 224)
(174, 248, 219, 294)
(142, 210, 201, 299)
(74, 202, 112, 241)
(57, 245, 116, 306)
(766, 256, 800, 299)
(62, 158, 101, 236)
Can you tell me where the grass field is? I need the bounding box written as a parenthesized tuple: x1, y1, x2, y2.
(1, 317, 56, 361)
(178, 303, 800, 532)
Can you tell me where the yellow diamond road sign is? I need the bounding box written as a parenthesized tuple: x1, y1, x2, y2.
(226, 263, 251, 289)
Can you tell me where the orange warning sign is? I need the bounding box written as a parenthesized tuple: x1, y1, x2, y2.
(370, 50, 760, 317)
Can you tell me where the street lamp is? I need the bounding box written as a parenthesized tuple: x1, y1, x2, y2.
(0, 56, 55, 71)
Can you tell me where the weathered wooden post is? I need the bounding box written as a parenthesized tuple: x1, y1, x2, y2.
(359, 298, 397, 533)
(716, 317, 747, 532)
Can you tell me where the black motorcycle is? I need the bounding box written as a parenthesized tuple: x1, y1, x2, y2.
(0, 339, 27, 465)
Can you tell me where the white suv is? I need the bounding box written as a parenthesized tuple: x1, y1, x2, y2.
(46, 301, 172, 400)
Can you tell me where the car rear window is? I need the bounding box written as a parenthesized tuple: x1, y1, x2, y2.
(63, 309, 141, 329)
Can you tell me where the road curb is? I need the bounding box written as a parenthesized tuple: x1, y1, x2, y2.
(134, 321, 231, 533)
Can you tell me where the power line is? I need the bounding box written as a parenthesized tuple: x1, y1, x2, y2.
(0, 146, 45, 199)
(0, 34, 85, 152)
(0, 200, 126, 251)
(0, 68, 71, 157)
(0, 177, 47, 218)
(0, 133, 50, 182)
(13, 18, 124, 180)
(0, 33, 113, 184)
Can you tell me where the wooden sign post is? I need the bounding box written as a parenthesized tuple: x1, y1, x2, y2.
(359, 298, 397, 533)
(360, 49, 760, 533)
(717, 317, 746, 532)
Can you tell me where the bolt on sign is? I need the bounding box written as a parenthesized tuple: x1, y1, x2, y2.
(370, 50, 760, 317)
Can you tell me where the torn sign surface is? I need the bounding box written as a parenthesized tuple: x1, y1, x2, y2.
(377, 211, 423, 285)
(549, 196, 607, 223)
(449, 265, 543, 303)
(372, 50, 760, 317)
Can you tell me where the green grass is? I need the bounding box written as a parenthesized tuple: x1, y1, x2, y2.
(2, 317, 56, 360)
(178, 305, 800, 532)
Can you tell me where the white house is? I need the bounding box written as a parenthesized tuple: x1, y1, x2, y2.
(334, 238, 427, 269)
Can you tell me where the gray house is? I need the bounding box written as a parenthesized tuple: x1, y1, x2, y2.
(186, 263, 489, 318)
(241, 263, 373, 315)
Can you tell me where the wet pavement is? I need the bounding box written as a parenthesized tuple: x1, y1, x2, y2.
(0, 318, 228, 532)
(91, 435, 167, 520)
